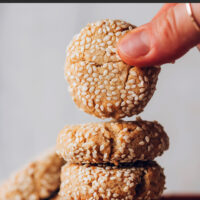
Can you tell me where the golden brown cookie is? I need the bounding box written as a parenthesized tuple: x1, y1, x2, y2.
(56, 117, 169, 165)
(65, 19, 160, 119)
(59, 161, 165, 200)
(0, 148, 65, 200)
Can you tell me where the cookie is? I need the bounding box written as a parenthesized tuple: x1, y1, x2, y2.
(56, 117, 169, 165)
(0, 148, 65, 200)
(65, 19, 160, 119)
(59, 161, 165, 200)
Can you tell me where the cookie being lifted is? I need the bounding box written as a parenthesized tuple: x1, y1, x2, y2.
(56, 118, 169, 165)
(65, 19, 160, 119)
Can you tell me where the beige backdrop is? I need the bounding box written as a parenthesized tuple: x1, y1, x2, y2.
(0, 3, 200, 193)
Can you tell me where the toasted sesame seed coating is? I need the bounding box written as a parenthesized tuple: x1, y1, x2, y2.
(0, 148, 65, 200)
(65, 19, 160, 119)
(59, 161, 165, 200)
(56, 117, 169, 165)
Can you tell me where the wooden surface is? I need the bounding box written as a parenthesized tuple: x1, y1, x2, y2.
(161, 195, 200, 199)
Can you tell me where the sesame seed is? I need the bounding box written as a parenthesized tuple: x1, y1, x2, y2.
(100, 105, 104, 111)
(108, 64, 113, 70)
(115, 101, 120, 107)
(80, 62, 85, 66)
(87, 77, 93, 82)
(84, 74, 89, 78)
(145, 136, 150, 143)
(100, 43, 105, 47)
(130, 71, 137, 76)
(113, 69, 119, 73)
(126, 100, 132, 104)
(86, 37, 91, 42)
(103, 35, 111, 41)
(121, 101, 126, 106)
(96, 95, 101, 99)
(107, 97, 111, 101)
(95, 90, 100, 95)
(82, 86, 88, 91)
(125, 85, 131, 90)
(139, 94, 145, 100)
(92, 56, 97, 61)
(139, 141, 145, 146)
(100, 145, 104, 151)
(111, 78, 118, 82)
(80, 40, 85, 45)
(103, 70, 108, 76)
(98, 28, 102, 34)
(110, 86, 115, 90)
(128, 79, 135, 84)
(89, 87, 95, 93)
(88, 102, 93, 107)
(104, 80, 108, 84)
(88, 67, 92, 74)
(92, 73, 98, 78)
(127, 96, 134, 100)
(95, 104, 99, 109)
(112, 96, 118, 100)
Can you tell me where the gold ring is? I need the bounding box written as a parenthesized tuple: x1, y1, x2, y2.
(186, 3, 200, 32)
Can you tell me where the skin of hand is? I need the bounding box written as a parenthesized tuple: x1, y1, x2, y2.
(117, 3, 200, 67)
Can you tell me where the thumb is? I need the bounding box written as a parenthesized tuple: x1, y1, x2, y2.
(117, 3, 200, 67)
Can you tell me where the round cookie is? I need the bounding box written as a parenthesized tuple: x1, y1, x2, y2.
(59, 161, 165, 200)
(65, 19, 160, 119)
(56, 117, 169, 165)
(0, 148, 65, 200)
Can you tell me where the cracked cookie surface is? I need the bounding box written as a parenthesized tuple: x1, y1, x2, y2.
(56, 117, 169, 165)
(59, 161, 165, 200)
(65, 19, 160, 119)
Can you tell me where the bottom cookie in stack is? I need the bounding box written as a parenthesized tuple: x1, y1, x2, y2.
(59, 161, 165, 200)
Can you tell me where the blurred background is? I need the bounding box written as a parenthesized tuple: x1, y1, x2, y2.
(0, 3, 200, 194)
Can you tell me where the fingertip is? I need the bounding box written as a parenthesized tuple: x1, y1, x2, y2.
(117, 27, 151, 67)
(117, 37, 135, 66)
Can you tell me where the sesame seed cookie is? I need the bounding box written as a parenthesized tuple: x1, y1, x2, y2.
(56, 117, 169, 165)
(0, 148, 65, 200)
(59, 161, 165, 200)
(65, 19, 160, 119)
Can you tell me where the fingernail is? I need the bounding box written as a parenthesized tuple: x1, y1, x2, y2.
(118, 29, 150, 58)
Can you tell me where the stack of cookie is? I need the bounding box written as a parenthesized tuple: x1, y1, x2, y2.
(56, 19, 169, 200)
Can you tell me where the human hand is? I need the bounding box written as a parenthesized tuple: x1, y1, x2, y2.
(117, 3, 200, 67)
